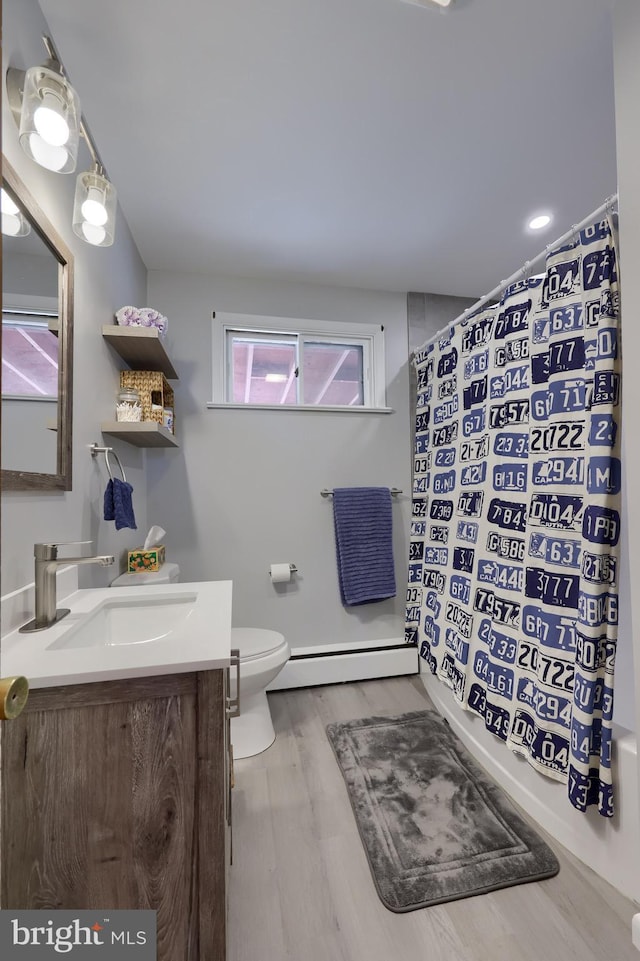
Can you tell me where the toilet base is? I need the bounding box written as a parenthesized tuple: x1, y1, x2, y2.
(230, 690, 276, 759)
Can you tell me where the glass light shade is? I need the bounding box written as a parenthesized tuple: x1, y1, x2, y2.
(1, 188, 31, 236)
(72, 169, 117, 247)
(18, 64, 81, 174)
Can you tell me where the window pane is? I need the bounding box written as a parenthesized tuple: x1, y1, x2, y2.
(228, 331, 298, 405)
(2, 315, 59, 398)
(302, 342, 364, 406)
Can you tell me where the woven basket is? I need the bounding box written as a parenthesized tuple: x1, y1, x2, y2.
(119, 370, 174, 431)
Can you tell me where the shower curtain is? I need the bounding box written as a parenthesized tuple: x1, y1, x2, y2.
(406, 216, 620, 815)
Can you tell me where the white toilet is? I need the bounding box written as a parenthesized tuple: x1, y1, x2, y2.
(230, 628, 290, 759)
(111, 566, 289, 759)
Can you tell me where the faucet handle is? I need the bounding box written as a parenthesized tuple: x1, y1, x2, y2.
(34, 541, 93, 559)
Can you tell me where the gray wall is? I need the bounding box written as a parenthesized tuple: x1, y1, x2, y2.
(1, 0, 149, 597)
(146, 271, 411, 649)
(613, 0, 640, 734)
(407, 291, 477, 352)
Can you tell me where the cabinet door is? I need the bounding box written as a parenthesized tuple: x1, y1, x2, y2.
(1, 676, 198, 959)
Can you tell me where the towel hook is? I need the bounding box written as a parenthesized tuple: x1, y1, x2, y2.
(90, 442, 127, 483)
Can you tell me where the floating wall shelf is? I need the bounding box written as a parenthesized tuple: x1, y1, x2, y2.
(102, 325, 178, 379)
(100, 422, 180, 448)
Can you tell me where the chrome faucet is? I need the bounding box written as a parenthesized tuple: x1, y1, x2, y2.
(20, 542, 115, 633)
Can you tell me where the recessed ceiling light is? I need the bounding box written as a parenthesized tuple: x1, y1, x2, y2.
(528, 214, 552, 231)
(400, 0, 452, 8)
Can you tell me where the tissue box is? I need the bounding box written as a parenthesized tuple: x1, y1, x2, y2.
(127, 545, 166, 573)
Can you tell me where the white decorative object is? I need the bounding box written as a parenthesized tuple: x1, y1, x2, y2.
(115, 305, 168, 339)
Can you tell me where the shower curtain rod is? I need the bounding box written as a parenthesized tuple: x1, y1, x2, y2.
(412, 192, 618, 357)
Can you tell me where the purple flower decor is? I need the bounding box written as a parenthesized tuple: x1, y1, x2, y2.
(115, 306, 168, 339)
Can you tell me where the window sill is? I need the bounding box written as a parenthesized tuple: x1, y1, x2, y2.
(206, 403, 395, 414)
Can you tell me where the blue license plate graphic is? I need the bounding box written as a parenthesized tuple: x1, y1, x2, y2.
(583, 506, 620, 546)
(578, 591, 618, 626)
(410, 520, 426, 537)
(522, 606, 576, 651)
(423, 569, 446, 593)
(463, 377, 487, 409)
(425, 591, 441, 615)
(456, 521, 478, 543)
(445, 602, 473, 639)
(589, 415, 618, 448)
(473, 589, 520, 627)
(434, 396, 459, 424)
(587, 457, 621, 495)
(493, 463, 527, 491)
(525, 567, 580, 609)
(437, 348, 458, 378)
(409, 541, 423, 561)
(592, 370, 620, 407)
(462, 409, 486, 436)
(532, 457, 584, 486)
(460, 434, 490, 461)
(531, 379, 585, 421)
(544, 260, 579, 301)
(485, 623, 517, 664)
(464, 349, 489, 379)
(438, 375, 457, 399)
(489, 364, 529, 399)
(441, 654, 466, 700)
(528, 533, 581, 568)
(583, 247, 616, 290)
(414, 434, 432, 456)
(423, 617, 440, 648)
(432, 422, 459, 446)
(576, 631, 615, 672)
(511, 710, 570, 774)
(462, 316, 494, 354)
(445, 628, 469, 664)
(486, 532, 525, 561)
(429, 525, 448, 543)
(411, 499, 427, 517)
(529, 494, 583, 530)
(433, 470, 456, 494)
(493, 432, 528, 459)
(487, 498, 527, 532)
(449, 575, 471, 605)
(516, 678, 571, 726)
(430, 499, 454, 521)
(415, 411, 430, 432)
(424, 546, 448, 566)
(489, 400, 529, 429)
(494, 301, 531, 340)
(550, 303, 583, 334)
(461, 462, 487, 486)
(453, 547, 475, 573)
(582, 551, 616, 585)
(457, 491, 484, 517)
(477, 560, 523, 592)
(494, 337, 529, 366)
(413, 476, 429, 494)
(435, 447, 456, 467)
(530, 422, 585, 452)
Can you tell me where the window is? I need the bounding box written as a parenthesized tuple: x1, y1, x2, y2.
(2, 309, 59, 401)
(211, 313, 388, 410)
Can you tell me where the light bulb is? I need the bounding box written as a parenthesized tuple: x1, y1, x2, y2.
(1, 189, 19, 216)
(81, 221, 106, 245)
(28, 133, 69, 172)
(81, 186, 108, 226)
(2, 213, 22, 236)
(33, 91, 70, 146)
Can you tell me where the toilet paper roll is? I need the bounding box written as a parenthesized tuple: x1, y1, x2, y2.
(270, 563, 292, 583)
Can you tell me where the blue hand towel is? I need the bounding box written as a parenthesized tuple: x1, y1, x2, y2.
(103, 478, 115, 521)
(112, 476, 137, 531)
(332, 487, 396, 606)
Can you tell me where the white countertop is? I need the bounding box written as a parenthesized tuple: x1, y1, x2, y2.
(0, 580, 233, 689)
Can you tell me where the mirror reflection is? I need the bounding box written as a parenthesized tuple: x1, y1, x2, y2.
(1, 158, 74, 490)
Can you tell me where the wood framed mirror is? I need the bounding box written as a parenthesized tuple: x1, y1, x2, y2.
(1, 157, 74, 490)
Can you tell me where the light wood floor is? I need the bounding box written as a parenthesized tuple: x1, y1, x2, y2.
(228, 676, 639, 961)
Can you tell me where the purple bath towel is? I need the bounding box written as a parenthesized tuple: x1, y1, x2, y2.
(332, 487, 396, 606)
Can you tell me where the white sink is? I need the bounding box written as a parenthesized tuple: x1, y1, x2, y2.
(47, 593, 198, 650)
(1, 580, 233, 689)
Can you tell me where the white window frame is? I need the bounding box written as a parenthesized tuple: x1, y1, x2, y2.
(210, 312, 390, 412)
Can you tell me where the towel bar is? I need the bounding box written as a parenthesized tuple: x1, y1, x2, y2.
(320, 488, 402, 497)
(90, 442, 127, 483)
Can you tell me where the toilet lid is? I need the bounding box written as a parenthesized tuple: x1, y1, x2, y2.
(232, 627, 287, 660)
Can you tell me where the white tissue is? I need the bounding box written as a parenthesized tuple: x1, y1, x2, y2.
(143, 525, 166, 550)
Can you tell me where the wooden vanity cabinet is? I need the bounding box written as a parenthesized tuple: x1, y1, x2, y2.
(1, 668, 232, 961)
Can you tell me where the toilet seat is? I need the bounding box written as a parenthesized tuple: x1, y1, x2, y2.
(232, 627, 287, 662)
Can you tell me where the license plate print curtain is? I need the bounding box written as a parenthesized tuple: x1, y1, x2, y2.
(406, 216, 620, 816)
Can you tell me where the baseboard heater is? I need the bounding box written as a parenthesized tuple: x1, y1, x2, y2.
(267, 638, 418, 691)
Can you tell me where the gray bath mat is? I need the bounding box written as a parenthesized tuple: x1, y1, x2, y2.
(326, 709, 559, 912)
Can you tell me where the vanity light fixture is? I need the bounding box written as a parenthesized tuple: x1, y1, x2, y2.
(7, 36, 117, 248)
(6, 40, 81, 174)
(72, 163, 117, 247)
(1, 188, 31, 237)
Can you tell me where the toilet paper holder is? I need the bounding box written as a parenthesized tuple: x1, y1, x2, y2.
(269, 563, 298, 576)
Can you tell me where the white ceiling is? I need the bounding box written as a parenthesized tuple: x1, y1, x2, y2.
(38, 0, 617, 298)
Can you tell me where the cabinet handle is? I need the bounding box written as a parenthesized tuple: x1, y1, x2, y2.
(0, 676, 29, 720)
(226, 648, 241, 718)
